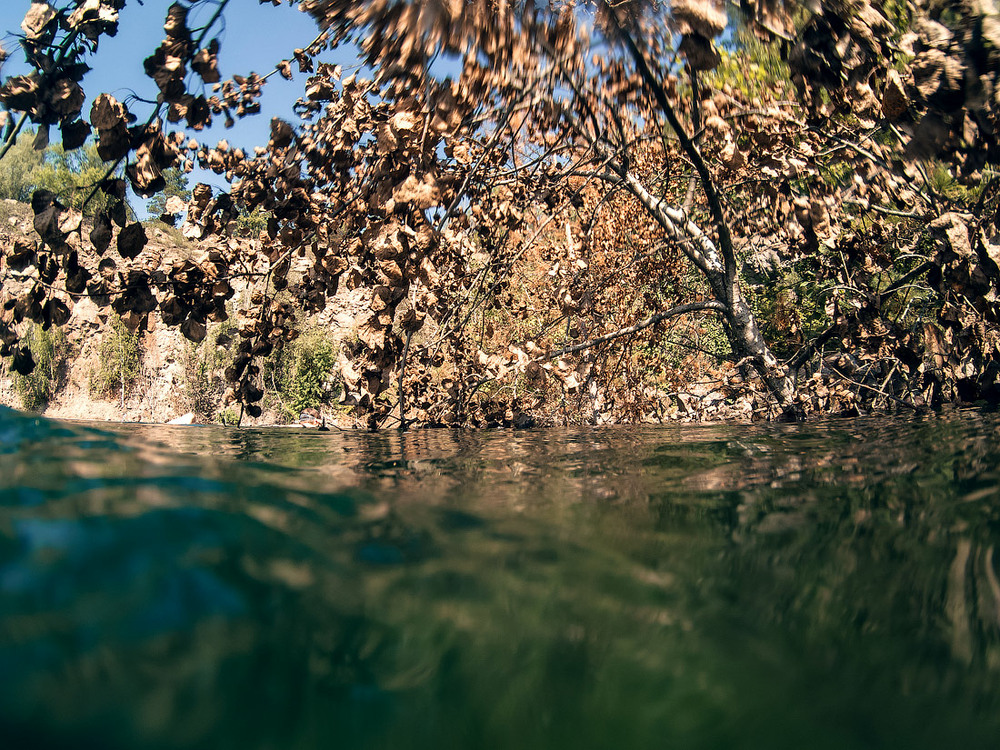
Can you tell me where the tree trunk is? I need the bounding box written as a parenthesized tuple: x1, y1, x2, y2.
(722, 281, 800, 420)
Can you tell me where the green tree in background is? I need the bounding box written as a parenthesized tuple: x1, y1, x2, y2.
(31, 140, 124, 218)
(0, 130, 129, 218)
(6, 323, 69, 411)
(0, 131, 45, 202)
(147, 167, 191, 216)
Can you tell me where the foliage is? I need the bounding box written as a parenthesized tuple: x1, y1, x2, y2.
(265, 328, 339, 420)
(216, 406, 240, 426)
(0, 131, 45, 202)
(183, 316, 235, 422)
(146, 167, 191, 217)
(30, 141, 125, 217)
(233, 207, 269, 238)
(5, 322, 68, 411)
(1, 0, 999, 426)
(90, 314, 143, 402)
(0, 130, 127, 217)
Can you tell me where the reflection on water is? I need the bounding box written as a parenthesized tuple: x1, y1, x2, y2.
(1, 407, 1000, 749)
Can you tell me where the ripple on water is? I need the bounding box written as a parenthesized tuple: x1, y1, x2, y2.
(1, 407, 1000, 749)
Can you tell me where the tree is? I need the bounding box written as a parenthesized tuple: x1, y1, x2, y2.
(0, 129, 126, 216)
(146, 166, 191, 217)
(0, 130, 45, 202)
(1, 0, 998, 425)
(31, 140, 127, 217)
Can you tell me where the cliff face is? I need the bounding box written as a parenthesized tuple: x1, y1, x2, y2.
(1, 199, 364, 425)
(1, 297, 192, 423)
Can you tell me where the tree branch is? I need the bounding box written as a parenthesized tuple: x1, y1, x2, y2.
(878, 261, 934, 300)
(608, 10, 738, 289)
(546, 301, 726, 359)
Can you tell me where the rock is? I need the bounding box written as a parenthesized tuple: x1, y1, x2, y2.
(743, 248, 782, 285)
(167, 412, 195, 424)
(882, 69, 909, 121)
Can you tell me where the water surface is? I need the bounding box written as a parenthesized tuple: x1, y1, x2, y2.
(1, 407, 999, 749)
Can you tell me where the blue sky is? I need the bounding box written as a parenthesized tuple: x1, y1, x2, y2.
(0, 1, 361, 212)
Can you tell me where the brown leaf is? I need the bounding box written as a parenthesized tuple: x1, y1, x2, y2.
(109, 199, 127, 228)
(64, 252, 90, 294)
(31, 190, 66, 246)
(293, 48, 314, 73)
(91, 211, 113, 253)
(882, 70, 909, 120)
(117, 223, 148, 260)
(241, 379, 264, 403)
(0, 75, 40, 111)
(98, 257, 117, 281)
(67, 0, 121, 39)
(181, 316, 208, 343)
(44, 298, 71, 328)
(671, 0, 727, 38)
(392, 174, 441, 209)
(399, 306, 426, 333)
(48, 79, 85, 117)
(127, 131, 171, 197)
(32, 126, 49, 151)
(61, 119, 90, 150)
(95, 124, 131, 162)
(678, 33, 720, 71)
(192, 40, 221, 84)
(163, 3, 190, 40)
(90, 93, 127, 130)
(11, 345, 35, 376)
(270, 118, 295, 148)
(8, 240, 36, 272)
(21, 3, 57, 40)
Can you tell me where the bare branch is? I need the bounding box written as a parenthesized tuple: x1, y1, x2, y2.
(546, 301, 726, 359)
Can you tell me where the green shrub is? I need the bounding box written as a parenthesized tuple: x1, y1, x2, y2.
(0, 130, 136, 219)
(183, 317, 235, 421)
(265, 328, 340, 419)
(7, 324, 69, 411)
(234, 207, 269, 237)
(216, 407, 241, 426)
(90, 315, 143, 403)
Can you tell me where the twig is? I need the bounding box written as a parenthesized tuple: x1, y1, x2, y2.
(829, 363, 923, 412)
(844, 200, 923, 219)
(877, 261, 934, 299)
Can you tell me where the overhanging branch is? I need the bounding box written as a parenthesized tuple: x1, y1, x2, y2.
(607, 9, 738, 289)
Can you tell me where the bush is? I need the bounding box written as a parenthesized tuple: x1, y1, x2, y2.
(265, 328, 339, 419)
(183, 317, 235, 421)
(233, 207, 269, 237)
(216, 407, 240, 426)
(6, 324, 69, 411)
(90, 315, 143, 403)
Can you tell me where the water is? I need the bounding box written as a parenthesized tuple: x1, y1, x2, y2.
(1, 407, 999, 749)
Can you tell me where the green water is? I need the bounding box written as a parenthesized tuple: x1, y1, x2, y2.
(1, 407, 1000, 749)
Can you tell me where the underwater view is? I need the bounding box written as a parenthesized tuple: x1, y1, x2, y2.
(2, 406, 1000, 749)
